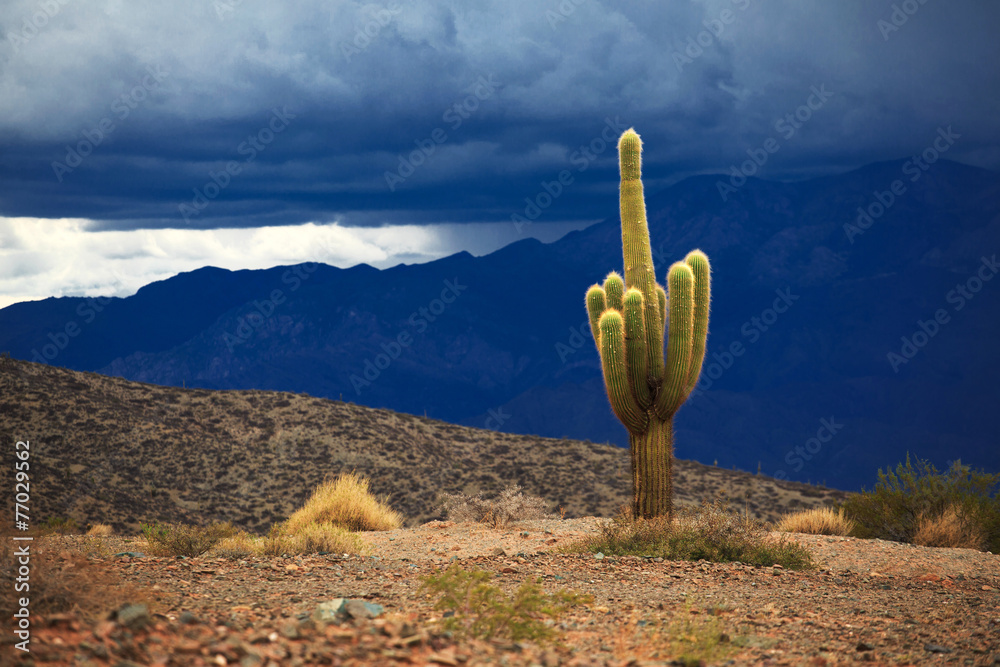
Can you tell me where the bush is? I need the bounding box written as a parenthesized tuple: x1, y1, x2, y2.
(262, 521, 370, 557)
(568, 500, 814, 570)
(36, 516, 82, 535)
(441, 484, 553, 528)
(283, 472, 402, 533)
(841, 455, 999, 552)
(912, 504, 985, 550)
(141, 521, 238, 557)
(86, 523, 114, 537)
(421, 563, 591, 643)
(776, 506, 855, 536)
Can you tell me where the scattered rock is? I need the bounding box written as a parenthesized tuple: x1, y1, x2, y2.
(343, 600, 383, 620)
(856, 641, 875, 651)
(115, 603, 151, 630)
(924, 644, 953, 654)
(178, 611, 198, 625)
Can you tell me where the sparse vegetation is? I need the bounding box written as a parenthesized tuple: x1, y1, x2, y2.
(86, 523, 114, 537)
(776, 506, 856, 536)
(912, 504, 985, 550)
(37, 516, 82, 535)
(420, 563, 592, 643)
(141, 521, 238, 557)
(441, 484, 553, 528)
(841, 455, 1000, 552)
(283, 471, 402, 533)
(0, 524, 155, 622)
(618, 598, 747, 665)
(261, 521, 370, 556)
(568, 500, 814, 570)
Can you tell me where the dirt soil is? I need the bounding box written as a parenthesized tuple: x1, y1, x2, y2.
(6, 518, 1000, 666)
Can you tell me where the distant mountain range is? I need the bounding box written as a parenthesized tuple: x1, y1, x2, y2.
(3, 158, 998, 491)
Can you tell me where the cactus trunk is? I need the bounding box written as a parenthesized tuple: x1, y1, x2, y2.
(585, 128, 711, 521)
(630, 416, 674, 519)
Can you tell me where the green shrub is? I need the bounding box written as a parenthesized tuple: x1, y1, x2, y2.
(420, 564, 591, 643)
(841, 455, 1000, 552)
(568, 500, 814, 570)
(141, 521, 238, 557)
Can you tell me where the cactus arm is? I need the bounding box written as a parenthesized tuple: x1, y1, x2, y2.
(618, 129, 664, 382)
(586, 285, 606, 346)
(654, 262, 694, 419)
(603, 272, 625, 312)
(683, 250, 711, 395)
(599, 310, 649, 434)
(623, 288, 653, 409)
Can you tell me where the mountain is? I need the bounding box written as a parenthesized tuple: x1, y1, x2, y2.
(0, 358, 844, 532)
(2, 158, 998, 491)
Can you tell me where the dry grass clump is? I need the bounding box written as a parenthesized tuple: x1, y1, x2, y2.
(568, 500, 814, 570)
(86, 523, 114, 537)
(912, 504, 985, 550)
(441, 484, 553, 528)
(261, 522, 370, 557)
(776, 506, 856, 536)
(283, 471, 402, 533)
(141, 521, 238, 557)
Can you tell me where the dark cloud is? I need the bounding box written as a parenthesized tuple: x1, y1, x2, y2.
(1, 0, 997, 230)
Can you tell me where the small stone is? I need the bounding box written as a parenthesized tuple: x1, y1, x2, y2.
(856, 641, 875, 651)
(924, 644, 952, 654)
(313, 599, 346, 624)
(115, 603, 151, 630)
(595, 552, 605, 560)
(280, 622, 300, 640)
(179, 611, 198, 625)
(343, 600, 383, 620)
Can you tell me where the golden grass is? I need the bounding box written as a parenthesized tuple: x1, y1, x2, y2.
(775, 506, 856, 536)
(283, 471, 403, 533)
(913, 505, 985, 550)
(86, 523, 114, 537)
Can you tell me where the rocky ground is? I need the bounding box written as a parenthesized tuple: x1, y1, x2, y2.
(5, 518, 999, 666)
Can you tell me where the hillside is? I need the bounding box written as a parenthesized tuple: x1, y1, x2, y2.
(0, 358, 846, 532)
(2, 159, 998, 491)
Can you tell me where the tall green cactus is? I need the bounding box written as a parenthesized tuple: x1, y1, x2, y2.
(585, 129, 711, 520)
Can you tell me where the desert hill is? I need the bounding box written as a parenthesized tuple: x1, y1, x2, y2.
(0, 357, 846, 533)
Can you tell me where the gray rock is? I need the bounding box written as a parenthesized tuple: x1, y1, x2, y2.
(343, 599, 383, 620)
(312, 599, 346, 624)
(115, 603, 150, 629)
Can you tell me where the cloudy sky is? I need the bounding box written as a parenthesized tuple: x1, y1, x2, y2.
(1, 0, 998, 308)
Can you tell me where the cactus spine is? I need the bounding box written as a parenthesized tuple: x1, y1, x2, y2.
(585, 129, 711, 520)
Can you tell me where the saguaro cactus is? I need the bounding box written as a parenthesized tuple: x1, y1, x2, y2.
(585, 129, 711, 520)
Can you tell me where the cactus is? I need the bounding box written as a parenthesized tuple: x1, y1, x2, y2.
(585, 129, 711, 520)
